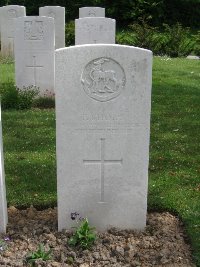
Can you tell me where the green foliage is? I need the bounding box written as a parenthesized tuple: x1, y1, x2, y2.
(25, 244, 51, 266)
(68, 218, 96, 249)
(0, 239, 8, 252)
(116, 30, 136, 46)
(17, 87, 39, 110)
(193, 31, 200, 56)
(66, 256, 74, 265)
(65, 20, 75, 46)
(1, 0, 200, 27)
(0, 84, 39, 110)
(1, 83, 19, 110)
(0, 54, 14, 64)
(162, 23, 195, 57)
(128, 19, 159, 50)
(117, 22, 196, 57)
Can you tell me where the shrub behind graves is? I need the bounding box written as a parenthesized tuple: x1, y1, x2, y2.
(33, 96, 55, 109)
(117, 22, 196, 57)
(65, 20, 75, 46)
(17, 86, 39, 110)
(162, 23, 195, 57)
(1, 84, 39, 110)
(1, 83, 19, 109)
(193, 31, 200, 56)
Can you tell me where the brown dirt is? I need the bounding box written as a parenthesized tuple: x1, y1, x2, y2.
(0, 206, 196, 267)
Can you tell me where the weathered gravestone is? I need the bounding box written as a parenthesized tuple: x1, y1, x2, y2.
(0, 5, 26, 57)
(39, 6, 65, 49)
(75, 17, 115, 45)
(14, 16, 55, 96)
(79, 7, 105, 18)
(0, 103, 8, 233)
(56, 44, 152, 231)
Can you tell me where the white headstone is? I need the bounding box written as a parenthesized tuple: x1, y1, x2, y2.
(39, 6, 65, 49)
(0, 5, 26, 57)
(0, 104, 8, 233)
(186, 55, 200, 60)
(75, 17, 115, 45)
(0, 7, 3, 43)
(79, 7, 105, 18)
(14, 16, 55, 96)
(56, 44, 152, 231)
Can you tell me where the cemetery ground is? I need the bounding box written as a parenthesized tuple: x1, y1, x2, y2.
(0, 56, 199, 266)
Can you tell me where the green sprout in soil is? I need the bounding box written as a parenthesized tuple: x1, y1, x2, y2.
(25, 243, 51, 266)
(68, 212, 97, 249)
(0, 237, 10, 252)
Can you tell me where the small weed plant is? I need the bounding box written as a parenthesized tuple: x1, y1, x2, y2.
(0, 237, 10, 252)
(68, 212, 97, 249)
(25, 243, 51, 266)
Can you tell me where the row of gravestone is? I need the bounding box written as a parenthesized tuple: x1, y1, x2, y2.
(0, 5, 65, 53)
(0, 7, 152, 233)
(0, 5, 107, 54)
(0, 5, 116, 96)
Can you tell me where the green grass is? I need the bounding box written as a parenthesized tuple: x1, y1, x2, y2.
(0, 56, 14, 84)
(149, 57, 200, 265)
(2, 109, 56, 208)
(1, 57, 200, 265)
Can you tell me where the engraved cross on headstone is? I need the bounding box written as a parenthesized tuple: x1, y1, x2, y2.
(83, 138, 123, 203)
(26, 56, 43, 87)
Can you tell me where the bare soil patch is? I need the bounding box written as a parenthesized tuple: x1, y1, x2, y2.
(0, 206, 195, 266)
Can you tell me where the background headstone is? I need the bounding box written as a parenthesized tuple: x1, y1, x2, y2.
(79, 7, 105, 18)
(0, 103, 8, 233)
(0, 5, 26, 57)
(56, 44, 152, 231)
(39, 6, 65, 49)
(75, 17, 115, 45)
(14, 16, 55, 96)
(0, 7, 3, 43)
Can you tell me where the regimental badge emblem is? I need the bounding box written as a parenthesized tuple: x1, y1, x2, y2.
(48, 11, 56, 18)
(24, 21, 44, 40)
(81, 57, 126, 102)
(7, 9, 17, 18)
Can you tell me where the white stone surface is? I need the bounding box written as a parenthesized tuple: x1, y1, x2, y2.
(56, 44, 152, 231)
(39, 6, 65, 49)
(79, 7, 105, 18)
(75, 17, 115, 45)
(0, 104, 8, 233)
(186, 55, 200, 60)
(14, 16, 55, 96)
(0, 5, 26, 57)
(0, 7, 3, 43)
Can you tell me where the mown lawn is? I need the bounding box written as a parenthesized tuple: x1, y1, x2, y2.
(0, 57, 200, 266)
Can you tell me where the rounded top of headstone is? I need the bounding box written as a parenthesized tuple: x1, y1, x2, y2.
(1, 5, 25, 9)
(186, 55, 200, 60)
(79, 7, 105, 18)
(39, 6, 64, 9)
(76, 17, 115, 22)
